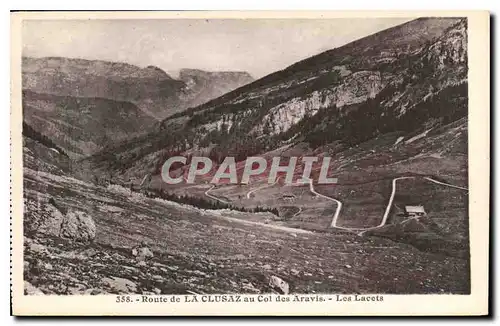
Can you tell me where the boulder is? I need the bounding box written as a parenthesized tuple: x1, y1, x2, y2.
(262, 264, 272, 270)
(24, 199, 96, 243)
(132, 241, 154, 261)
(269, 275, 289, 295)
(102, 276, 137, 293)
(27, 242, 48, 254)
(60, 210, 96, 243)
(24, 200, 64, 237)
(132, 246, 154, 261)
(84, 288, 106, 295)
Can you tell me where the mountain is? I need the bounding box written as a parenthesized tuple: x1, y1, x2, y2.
(84, 17, 468, 259)
(178, 69, 254, 109)
(22, 90, 156, 157)
(22, 57, 183, 119)
(22, 57, 254, 119)
(88, 17, 467, 178)
(23, 121, 73, 174)
(22, 17, 471, 295)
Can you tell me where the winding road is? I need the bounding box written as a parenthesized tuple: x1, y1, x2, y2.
(423, 177, 469, 191)
(205, 173, 469, 236)
(206, 176, 283, 203)
(308, 179, 343, 228)
(204, 182, 313, 235)
(205, 185, 230, 204)
(379, 177, 415, 227)
(309, 175, 468, 235)
(292, 207, 303, 218)
(246, 177, 281, 199)
(308, 178, 413, 232)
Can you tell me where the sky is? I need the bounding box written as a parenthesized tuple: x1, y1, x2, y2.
(22, 18, 412, 79)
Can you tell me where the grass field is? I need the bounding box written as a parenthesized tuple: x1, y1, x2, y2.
(23, 166, 470, 294)
(22, 114, 471, 294)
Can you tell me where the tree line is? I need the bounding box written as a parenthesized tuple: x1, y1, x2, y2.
(142, 187, 280, 216)
(22, 121, 69, 157)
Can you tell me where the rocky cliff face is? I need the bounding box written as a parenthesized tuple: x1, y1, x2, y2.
(23, 18, 471, 295)
(22, 57, 254, 120)
(256, 70, 386, 135)
(88, 18, 468, 179)
(22, 57, 254, 157)
(179, 68, 254, 109)
(191, 19, 466, 142)
(22, 57, 184, 119)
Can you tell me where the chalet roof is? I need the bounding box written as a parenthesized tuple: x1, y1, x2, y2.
(405, 205, 426, 213)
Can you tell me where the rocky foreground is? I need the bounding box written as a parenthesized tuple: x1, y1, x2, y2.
(23, 166, 470, 295)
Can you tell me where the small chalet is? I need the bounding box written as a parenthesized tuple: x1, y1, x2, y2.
(404, 205, 426, 217)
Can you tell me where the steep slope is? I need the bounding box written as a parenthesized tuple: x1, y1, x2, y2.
(23, 122, 72, 175)
(23, 17, 471, 295)
(178, 69, 254, 109)
(87, 17, 467, 179)
(23, 90, 156, 157)
(22, 57, 254, 119)
(22, 57, 184, 119)
(23, 164, 469, 294)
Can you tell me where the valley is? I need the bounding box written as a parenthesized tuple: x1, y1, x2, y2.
(23, 150, 469, 295)
(22, 17, 470, 295)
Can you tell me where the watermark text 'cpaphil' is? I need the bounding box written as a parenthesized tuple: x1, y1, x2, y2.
(161, 156, 338, 185)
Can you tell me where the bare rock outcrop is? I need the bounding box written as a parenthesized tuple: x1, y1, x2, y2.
(132, 241, 154, 262)
(60, 210, 96, 243)
(24, 198, 96, 243)
(24, 200, 65, 238)
(269, 275, 290, 295)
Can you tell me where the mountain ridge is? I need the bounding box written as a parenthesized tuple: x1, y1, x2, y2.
(171, 17, 462, 118)
(87, 17, 467, 182)
(22, 17, 472, 295)
(22, 89, 156, 157)
(22, 56, 255, 120)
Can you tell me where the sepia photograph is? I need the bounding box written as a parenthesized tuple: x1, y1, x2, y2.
(10, 11, 489, 316)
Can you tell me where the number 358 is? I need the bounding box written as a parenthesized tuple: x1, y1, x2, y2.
(116, 295, 132, 303)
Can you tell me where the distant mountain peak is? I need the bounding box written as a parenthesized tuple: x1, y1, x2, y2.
(22, 56, 255, 120)
(177, 68, 254, 108)
(179, 68, 253, 80)
(91, 17, 468, 182)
